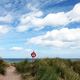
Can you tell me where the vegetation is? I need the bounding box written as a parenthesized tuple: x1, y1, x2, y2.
(14, 58, 80, 80)
(0, 59, 7, 75)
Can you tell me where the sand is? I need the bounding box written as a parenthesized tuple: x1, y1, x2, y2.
(0, 66, 22, 80)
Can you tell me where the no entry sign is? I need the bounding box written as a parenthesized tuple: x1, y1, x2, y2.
(31, 51, 36, 58)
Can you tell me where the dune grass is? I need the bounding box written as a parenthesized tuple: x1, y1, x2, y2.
(14, 58, 80, 80)
(0, 59, 7, 75)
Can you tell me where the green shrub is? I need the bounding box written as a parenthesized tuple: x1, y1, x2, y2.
(72, 61, 80, 75)
(0, 59, 6, 75)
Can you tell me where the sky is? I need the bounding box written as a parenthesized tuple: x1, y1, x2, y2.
(0, 0, 80, 58)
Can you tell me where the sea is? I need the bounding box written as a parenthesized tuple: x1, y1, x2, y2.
(1, 58, 80, 63)
(2, 58, 32, 63)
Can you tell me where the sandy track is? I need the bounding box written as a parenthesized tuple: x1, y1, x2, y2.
(0, 66, 22, 80)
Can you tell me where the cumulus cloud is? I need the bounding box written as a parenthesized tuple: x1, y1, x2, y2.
(0, 25, 11, 34)
(66, 3, 80, 22)
(0, 14, 12, 23)
(27, 28, 80, 48)
(0, 14, 13, 35)
(16, 10, 43, 32)
(10, 47, 24, 51)
(32, 12, 69, 27)
(17, 3, 80, 32)
(10, 46, 33, 52)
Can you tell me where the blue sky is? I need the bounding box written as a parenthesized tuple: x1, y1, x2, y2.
(0, 0, 80, 58)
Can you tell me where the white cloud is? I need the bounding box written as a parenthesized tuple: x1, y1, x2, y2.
(32, 12, 69, 26)
(66, 3, 80, 22)
(0, 25, 11, 34)
(10, 47, 24, 51)
(0, 14, 12, 23)
(27, 28, 80, 48)
(27, 3, 39, 12)
(10, 46, 33, 52)
(16, 10, 43, 32)
(0, 14, 12, 35)
(16, 3, 80, 32)
(9, 47, 33, 58)
(16, 24, 31, 32)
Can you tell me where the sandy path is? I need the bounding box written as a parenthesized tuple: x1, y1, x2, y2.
(0, 66, 22, 80)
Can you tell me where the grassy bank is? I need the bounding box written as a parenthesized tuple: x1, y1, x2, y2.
(0, 59, 7, 75)
(14, 58, 80, 80)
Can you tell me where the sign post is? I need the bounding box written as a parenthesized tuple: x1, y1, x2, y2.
(31, 51, 37, 76)
(31, 51, 36, 62)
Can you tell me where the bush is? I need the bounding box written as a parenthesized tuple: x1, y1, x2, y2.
(0, 59, 6, 75)
(14, 60, 32, 74)
(72, 61, 80, 75)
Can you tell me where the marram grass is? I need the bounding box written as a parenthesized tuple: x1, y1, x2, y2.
(14, 58, 80, 80)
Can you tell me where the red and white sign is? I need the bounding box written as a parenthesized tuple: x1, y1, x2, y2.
(31, 51, 36, 58)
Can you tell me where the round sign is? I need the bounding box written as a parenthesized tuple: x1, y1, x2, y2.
(31, 51, 36, 58)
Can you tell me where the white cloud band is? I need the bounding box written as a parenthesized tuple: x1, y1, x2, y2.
(17, 3, 80, 32)
(27, 28, 80, 48)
